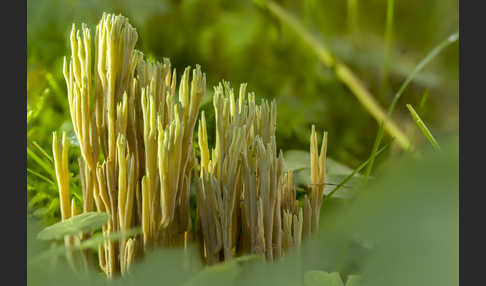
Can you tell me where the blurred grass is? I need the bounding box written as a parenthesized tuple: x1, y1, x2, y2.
(363, 31, 457, 183)
(406, 104, 441, 151)
(27, 0, 458, 165)
(257, 0, 412, 150)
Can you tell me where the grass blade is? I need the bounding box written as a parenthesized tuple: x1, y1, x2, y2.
(406, 104, 440, 151)
(381, 0, 395, 96)
(418, 89, 430, 112)
(28, 192, 51, 209)
(363, 32, 458, 184)
(325, 142, 391, 201)
(390, 33, 458, 114)
(407, 89, 430, 152)
(27, 146, 56, 177)
(32, 141, 54, 163)
(27, 168, 56, 186)
(347, 0, 358, 36)
(362, 122, 386, 185)
(255, 0, 411, 150)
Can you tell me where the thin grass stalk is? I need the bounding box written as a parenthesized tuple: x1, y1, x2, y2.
(381, 0, 395, 98)
(406, 104, 441, 151)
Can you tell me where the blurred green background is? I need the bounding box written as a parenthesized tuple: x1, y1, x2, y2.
(27, 0, 458, 284)
(27, 0, 458, 165)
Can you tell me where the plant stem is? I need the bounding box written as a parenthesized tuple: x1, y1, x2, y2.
(381, 0, 395, 98)
(407, 89, 430, 152)
(27, 168, 56, 186)
(347, 0, 358, 37)
(406, 104, 440, 151)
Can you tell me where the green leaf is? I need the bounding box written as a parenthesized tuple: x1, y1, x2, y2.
(292, 168, 310, 187)
(326, 143, 391, 201)
(30, 228, 141, 265)
(37, 212, 110, 240)
(182, 260, 242, 286)
(345, 275, 362, 286)
(28, 192, 51, 209)
(284, 150, 362, 199)
(283, 150, 309, 171)
(283, 150, 354, 175)
(406, 104, 440, 151)
(46, 198, 60, 215)
(78, 228, 142, 250)
(28, 244, 66, 265)
(32, 141, 54, 163)
(304, 271, 344, 286)
(33, 207, 48, 218)
(292, 169, 363, 193)
(233, 254, 262, 264)
(200, 91, 213, 107)
(27, 146, 56, 177)
(27, 168, 56, 186)
(327, 158, 354, 175)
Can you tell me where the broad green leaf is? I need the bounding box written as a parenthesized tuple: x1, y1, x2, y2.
(37, 212, 109, 240)
(292, 168, 309, 187)
(284, 150, 364, 199)
(283, 150, 354, 175)
(30, 228, 141, 265)
(79, 228, 142, 250)
(304, 271, 344, 286)
(28, 243, 66, 265)
(293, 169, 363, 188)
(325, 174, 364, 199)
(182, 259, 241, 286)
(325, 143, 390, 201)
(283, 150, 310, 171)
(345, 275, 362, 286)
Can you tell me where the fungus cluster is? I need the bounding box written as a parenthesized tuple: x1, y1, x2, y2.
(53, 13, 327, 277)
